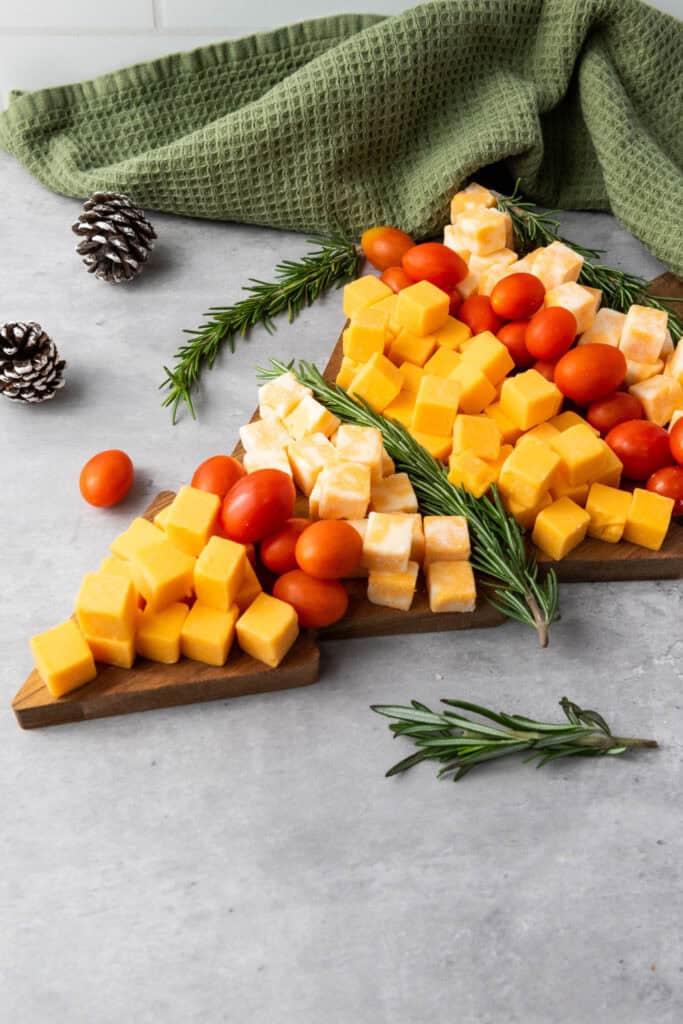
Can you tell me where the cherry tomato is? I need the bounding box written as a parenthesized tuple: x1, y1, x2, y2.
(79, 449, 134, 508)
(554, 344, 627, 405)
(447, 290, 463, 317)
(670, 419, 683, 466)
(647, 466, 683, 516)
(605, 420, 674, 481)
(525, 307, 577, 360)
(245, 543, 256, 566)
(402, 243, 467, 291)
(260, 518, 311, 575)
(220, 469, 295, 543)
(459, 294, 504, 336)
(586, 391, 644, 436)
(273, 570, 349, 628)
(533, 359, 557, 383)
(295, 520, 363, 579)
(361, 226, 415, 271)
(380, 266, 413, 293)
(497, 320, 534, 368)
(490, 273, 545, 320)
(191, 454, 245, 498)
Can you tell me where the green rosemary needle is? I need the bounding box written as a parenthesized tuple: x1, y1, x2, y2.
(372, 696, 658, 782)
(257, 358, 559, 647)
(161, 234, 361, 423)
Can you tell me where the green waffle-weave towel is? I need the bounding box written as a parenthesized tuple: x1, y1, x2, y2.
(1, 0, 681, 273)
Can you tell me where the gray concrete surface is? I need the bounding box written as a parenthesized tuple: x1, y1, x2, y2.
(1, 149, 681, 1024)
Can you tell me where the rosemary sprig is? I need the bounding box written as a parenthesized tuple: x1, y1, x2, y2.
(161, 234, 361, 422)
(372, 696, 657, 782)
(257, 358, 559, 646)
(496, 183, 683, 342)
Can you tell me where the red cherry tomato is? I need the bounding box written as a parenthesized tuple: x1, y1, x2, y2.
(191, 454, 245, 498)
(259, 518, 311, 575)
(245, 543, 256, 566)
(447, 290, 463, 317)
(361, 226, 415, 271)
(490, 273, 545, 320)
(533, 359, 557, 383)
(497, 320, 534, 368)
(220, 469, 295, 543)
(79, 449, 134, 508)
(525, 307, 577, 360)
(459, 295, 504, 336)
(554, 344, 627, 405)
(670, 419, 683, 466)
(380, 266, 413, 293)
(586, 391, 644, 436)
(295, 520, 363, 579)
(273, 570, 349, 628)
(605, 420, 674, 481)
(402, 243, 468, 291)
(647, 466, 683, 516)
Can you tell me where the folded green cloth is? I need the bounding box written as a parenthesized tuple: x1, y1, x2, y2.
(1, 0, 682, 273)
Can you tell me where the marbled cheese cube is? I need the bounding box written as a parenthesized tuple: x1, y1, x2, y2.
(343, 307, 387, 362)
(334, 424, 384, 482)
(236, 593, 299, 668)
(450, 182, 496, 221)
(367, 561, 419, 611)
(363, 511, 414, 572)
(258, 372, 312, 420)
(455, 269, 479, 300)
(585, 483, 632, 544)
(239, 416, 290, 453)
(549, 425, 610, 486)
(111, 517, 164, 561)
(468, 248, 517, 278)
(164, 485, 220, 556)
(75, 571, 137, 642)
(30, 620, 97, 697)
(287, 433, 339, 496)
(136, 602, 190, 664)
(455, 208, 511, 256)
(318, 461, 371, 520)
(664, 341, 683, 383)
(619, 305, 668, 363)
(531, 241, 584, 290)
(426, 561, 476, 613)
(343, 275, 392, 318)
(662, 330, 674, 357)
(243, 448, 292, 477)
(623, 488, 674, 551)
(544, 282, 600, 335)
(308, 475, 324, 518)
(181, 602, 239, 667)
(578, 307, 625, 348)
(349, 352, 403, 412)
(460, 331, 515, 385)
(423, 515, 471, 564)
(284, 395, 340, 440)
(531, 497, 590, 560)
(629, 374, 683, 426)
(452, 414, 501, 460)
(344, 519, 370, 577)
(370, 473, 418, 514)
(381, 448, 395, 477)
(624, 358, 664, 387)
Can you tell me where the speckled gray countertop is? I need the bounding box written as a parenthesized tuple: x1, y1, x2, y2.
(1, 150, 681, 1024)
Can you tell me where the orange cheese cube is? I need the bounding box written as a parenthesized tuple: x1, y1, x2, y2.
(594, 445, 623, 488)
(449, 182, 495, 221)
(370, 473, 418, 514)
(236, 593, 299, 668)
(343, 308, 387, 362)
(318, 461, 371, 520)
(544, 282, 600, 335)
(432, 317, 472, 351)
(448, 360, 496, 414)
(75, 571, 137, 642)
(371, 293, 401, 337)
(367, 561, 419, 612)
(284, 394, 340, 440)
(334, 424, 384, 482)
(388, 328, 436, 368)
(99, 555, 143, 606)
(194, 536, 247, 612)
(423, 515, 470, 564)
(499, 369, 563, 430)
(164, 486, 220, 556)
(447, 450, 498, 498)
(498, 436, 560, 507)
(84, 633, 135, 669)
(363, 512, 414, 572)
(426, 560, 476, 613)
(629, 375, 683, 426)
(336, 355, 361, 391)
(423, 346, 461, 378)
(181, 602, 239, 666)
(30, 619, 97, 697)
(410, 431, 452, 461)
(239, 416, 290, 453)
(349, 352, 403, 412)
(452, 414, 501, 460)
(153, 505, 171, 531)
(343, 274, 392, 318)
(549, 464, 590, 505)
(133, 539, 195, 613)
(485, 401, 523, 444)
(287, 433, 338, 496)
(136, 602, 189, 664)
(531, 241, 584, 290)
(398, 362, 425, 394)
(258, 371, 311, 420)
(383, 390, 416, 429)
(455, 208, 511, 256)
(110, 516, 164, 561)
(516, 422, 560, 447)
(623, 488, 674, 550)
(412, 374, 461, 435)
(578, 308, 625, 348)
(505, 491, 552, 530)
(531, 497, 590, 560)
(460, 331, 515, 385)
(585, 483, 632, 543)
(619, 305, 668, 363)
(549, 425, 610, 486)
(548, 410, 600, 436)
(235, 559, 263, 613)
(395, 280, 449, 336)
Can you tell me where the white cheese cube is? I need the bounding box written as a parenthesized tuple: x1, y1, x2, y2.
(468, 248, 517, 277)
(242, 448, 292, 476)
(531, 241, 584, 290)
(308, 474, 324, 518)
(381, 447, 395, 477)
(544, 282, 601, 335)
(370, 473, 418, 514)
(455, 208, 512, 256)
(477, 253, 540, 296)
(669, 410, 683, 432)
(362, 512, 414, 572)
(318, 462, 371, 520)
(239, 416, 291, 453)
(443, 224, 468, 256)
(578, 307, 625, 347)
(619, 305, 668, 363)
(450, 183, 496, 221)
(455, 270, 479, 300)
(283, 395, 340, 440)
(426, 560, 477, 613)
(629, 374, 683, 426)
(287, 433, 339, 495)
(423, 515, 471, 565)
(402, 513, 425, 564)
(334, 424, 384, 482)
(661, 329, 674, 357)
(258, 372, 312, 420)
(664, 341, 683, 383)
(624, 358, 663, 387)
(367, 561, 419, 612)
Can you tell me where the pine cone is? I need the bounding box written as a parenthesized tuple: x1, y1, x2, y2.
(0, 322, 66, 404)
(72, 192, 157, 283)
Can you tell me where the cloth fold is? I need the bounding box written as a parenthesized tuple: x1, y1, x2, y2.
(1, 0, 681, 273)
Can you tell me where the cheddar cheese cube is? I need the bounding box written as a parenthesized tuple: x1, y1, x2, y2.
(629, 374, 683, 426)
(30, 619, 97, 697)
(460, 331, 515, 385)
(432, 317, 472, 351)
(448, 360, 496, 414)
(499, 369, 563, 430)
(452, 414, 501, 460)
(99, 555, 143, 606)
(318, 461, 371, 520)
(545, 282, 600, 334)
(624, 358, 664, 387)
(531, 497, 590, 560)
(363, 511, 414, 572)
(133, 539, 195, 613)
(619, 305, 668, 363)
(181, 602, 239, 666)
(449, 182, 496, 220)
(371, 293, 400, 336)
(349, 352, 403, 412)
(485, 401, 523, 444)
(194, 536, 247, 612)
(423, 515, 470, 564)
(110, 516, 164, 561)
(367, 561, 419, 612)
(370, 472, 418, 514)
(516, 422, 560, 447)
(239, 416, 290, 453)
(548, 410, 600, 436)
(549, 425, 610, 486)
(594, 445, 623, 488)
(398, 362, 425, 394)
(550, 463, 590, 505)
(498, 436, 560, 507)
(258, 372, 311, 420)
(412, 374, 461, 435)
(334, 424, 384, 482)
(336, 355, 361, 391)
(153, 505, 171, 531)
(136, 602, 189, 664)
(423, 346, 461, 378)
(578, 308, 625, 348)
(410, 431, 452, 461)
(236, 593, 299, 668)
(235, 559, 263, 613)
(343, 275, 392, 318)
(455, 208, 512, 256)
(75, 571, 137, 642)
(585, 483, 632, 543)
(623, 488, 674, 550)
(426, 560, 476, 613)
(287, 433, 339, 496)
(395, 280, 449, 336)
(506, 491, 552, 530)
(383, 390, 416, 429)
(388, 328, 436, 368)
(84, 633, 135, 669)
(164, 486, 220, 556)
(343, 307, 387, 362)
(447, 450, 498, 498)
(284, 394, 340, 440)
